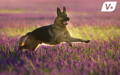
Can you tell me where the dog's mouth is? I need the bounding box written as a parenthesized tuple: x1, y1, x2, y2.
(63, 21, 68, 25)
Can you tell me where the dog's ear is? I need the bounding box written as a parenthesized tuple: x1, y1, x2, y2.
(63, 6, 66, 14)
(57, 7, 61, 16)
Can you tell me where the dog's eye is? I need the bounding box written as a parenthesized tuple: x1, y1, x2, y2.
(61, 14, 67, 17)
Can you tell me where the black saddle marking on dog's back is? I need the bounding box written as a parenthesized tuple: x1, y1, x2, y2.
(31, 25, 53, 42)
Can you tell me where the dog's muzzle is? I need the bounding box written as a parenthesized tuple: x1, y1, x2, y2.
(63, 17, 70, 25)
(65, 17, 70, 21)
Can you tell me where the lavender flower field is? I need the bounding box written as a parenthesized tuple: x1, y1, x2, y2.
(0, 0, 120, 75)
(0, 13, 120, 75)
(0, 33, 120, 75)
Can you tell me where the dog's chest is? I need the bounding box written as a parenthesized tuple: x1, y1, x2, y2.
(52, 29, 69, 42)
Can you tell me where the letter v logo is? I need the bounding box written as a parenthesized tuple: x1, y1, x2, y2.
(101, 1, 117, 12)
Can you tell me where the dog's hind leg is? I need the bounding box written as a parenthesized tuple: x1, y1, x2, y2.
(29, 40, 41, 51)
(18, 35, 29, 50)
(34, 43, 41, 51)
(66, 41, 72, 47)
(18, 33, 40, 51)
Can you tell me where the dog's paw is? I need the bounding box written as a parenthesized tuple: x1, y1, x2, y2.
(85, 40, 90, 43)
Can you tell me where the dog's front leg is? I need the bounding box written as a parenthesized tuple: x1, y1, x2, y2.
(69, 37, 90, 43)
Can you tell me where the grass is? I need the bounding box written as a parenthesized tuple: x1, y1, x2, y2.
(0, 37, 120, 75)
(0, 9, 25, 14)
(1, 25, 120, 41)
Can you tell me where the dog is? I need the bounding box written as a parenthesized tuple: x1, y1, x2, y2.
(18, 7, 90, 51)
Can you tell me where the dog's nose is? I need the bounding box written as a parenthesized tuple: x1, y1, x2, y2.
(66, 17, 70, 21)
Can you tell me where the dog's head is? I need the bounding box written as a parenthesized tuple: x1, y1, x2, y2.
(54, 7, 70, 27)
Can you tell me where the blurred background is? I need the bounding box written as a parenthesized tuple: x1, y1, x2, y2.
(0, 0, 120, 40)
(0, 0, 120, 27)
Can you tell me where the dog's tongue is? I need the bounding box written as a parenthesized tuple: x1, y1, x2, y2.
(63, 21, 68, 25)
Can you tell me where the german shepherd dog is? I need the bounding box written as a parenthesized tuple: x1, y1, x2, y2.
(18, 7, 90, 51)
